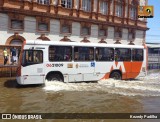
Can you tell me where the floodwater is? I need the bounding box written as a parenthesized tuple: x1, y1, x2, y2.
(0, 72, 160, 122)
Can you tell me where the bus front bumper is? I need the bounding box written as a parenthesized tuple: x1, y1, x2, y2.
(16, 76, 24, 85)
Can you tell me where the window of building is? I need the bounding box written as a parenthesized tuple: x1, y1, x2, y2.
(130, 0, 137, 19)
(114, 27, 122, 38)
(81, 27, 90, 36)
(81, 23, 91, 36)
(61, 25, 71, 33)
(116, 5, 123, 17)
(99, 25, 108, 37)
(132, 49, 143, 61)
(61, 0, 72, 8)
(128, 29, 135, 40)
(99, 29, 106, 36)
(82, 0, 91, 12)
(38, 0, 50, 5)
(100, 1, 108, 15)
(96, 47, 114, 61)
(130, 7, 136, 19)
(62, 25, 69, 33)
(115, 31, 121, 38)
(60, 20, 72, 34)
(115, 48, 131, 61)
(38, 22, 49, 32)
(49, 46, 72, 61)
(10, 19, 24, 30)
(22, 50, 43, 66)
(115, 0, 123, 17)
(74, 47, 94, 61)
(76, 0, 79, 9)
(10, 39, 23, 46)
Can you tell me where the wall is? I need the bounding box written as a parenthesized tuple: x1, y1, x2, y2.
(0, 13, 144, 45)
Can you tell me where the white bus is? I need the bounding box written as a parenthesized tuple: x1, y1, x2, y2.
(16, 40, 147, 85)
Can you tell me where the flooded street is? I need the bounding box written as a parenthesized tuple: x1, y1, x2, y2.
(0, 72, 160, 122)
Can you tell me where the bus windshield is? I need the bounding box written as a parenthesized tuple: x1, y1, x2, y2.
(22, 50, 43, 66)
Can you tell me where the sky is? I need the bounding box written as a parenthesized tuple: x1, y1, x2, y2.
(146, 0, 160, 43)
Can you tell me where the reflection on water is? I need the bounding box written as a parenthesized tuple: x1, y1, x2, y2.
(0, 72, 160, 122)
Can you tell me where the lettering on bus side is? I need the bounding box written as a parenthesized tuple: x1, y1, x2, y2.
(46, 63, 64, 67)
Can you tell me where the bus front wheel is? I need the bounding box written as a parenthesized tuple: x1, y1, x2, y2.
(47, 74, 63, 82)
(110, 72, 122, 80)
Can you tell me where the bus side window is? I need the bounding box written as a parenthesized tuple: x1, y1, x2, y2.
(89, 48, 94, 60)
(132, 49, 143, 61)
(34, 52, 39, 62)
(49, 46, 72, 62)
(96, 47, 114, 61)
(109, 49, 114, 61)
(95, 48, 99, 60)
(74, 52, 79, 60)
(74, 47, 79, 61)
(64, 47, 72, 61)
(96, 48, 103, 61)
(23, 50, 43, 66)
(74, 47, 94, 61)
(115, 49, 120, 61)
(34, 51, 43, 63)
(115, 48, 131, 61)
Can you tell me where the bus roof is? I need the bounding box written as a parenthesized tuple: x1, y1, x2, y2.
(25, 40, 144, 49)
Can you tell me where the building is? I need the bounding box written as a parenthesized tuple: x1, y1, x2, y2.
(0, 0, 148, 64)
(147, 43, 160, 54)
(147, 43, 160, 70)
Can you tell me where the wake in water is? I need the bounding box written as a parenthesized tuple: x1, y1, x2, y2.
(43, 72, 160, 96)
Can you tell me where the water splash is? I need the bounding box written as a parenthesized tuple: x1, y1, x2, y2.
(43, 72, 160, 96)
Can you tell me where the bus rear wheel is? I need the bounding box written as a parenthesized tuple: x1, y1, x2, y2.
(110, 72, 121, 80)
(47, 74, 63, 82)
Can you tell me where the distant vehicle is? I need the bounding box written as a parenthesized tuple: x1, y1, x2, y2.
(16, 40, 147, 85)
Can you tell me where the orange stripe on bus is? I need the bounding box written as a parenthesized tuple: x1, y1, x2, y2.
(101, 73, 110, 80)
(101, 61, 143, 80)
